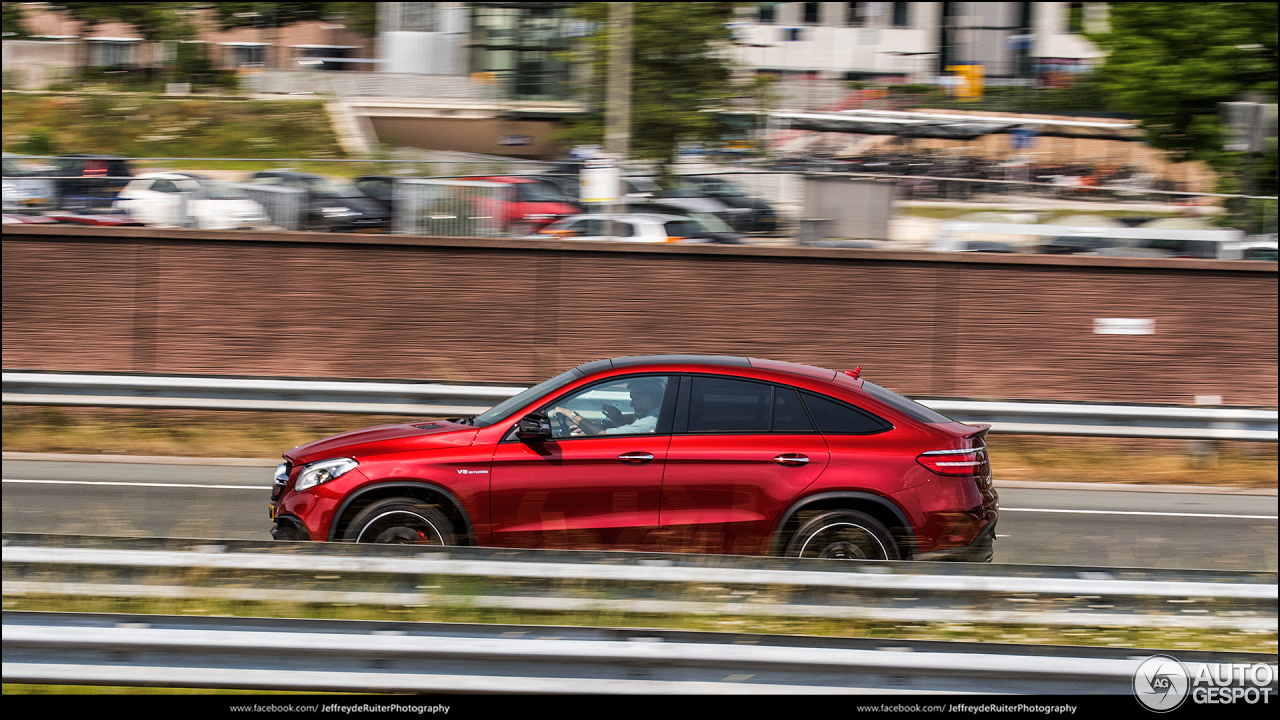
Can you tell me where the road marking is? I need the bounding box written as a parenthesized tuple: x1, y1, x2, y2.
(2, 478, 267, 490)
(1000, 507, 1277, 520)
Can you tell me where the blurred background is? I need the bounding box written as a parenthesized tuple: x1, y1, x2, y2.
(1, 2, 1276, 696)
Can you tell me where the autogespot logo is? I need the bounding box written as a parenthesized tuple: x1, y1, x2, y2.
(1134, 655, 1190, 712)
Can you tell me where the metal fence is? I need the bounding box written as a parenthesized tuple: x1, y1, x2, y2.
(237, 183, 305, 231)
(393, 178, 508, 237)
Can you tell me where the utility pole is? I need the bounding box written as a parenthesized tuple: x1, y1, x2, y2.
(604, 2, 633, 219)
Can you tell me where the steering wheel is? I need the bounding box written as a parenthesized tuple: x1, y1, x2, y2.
(554, 412, 573, 438)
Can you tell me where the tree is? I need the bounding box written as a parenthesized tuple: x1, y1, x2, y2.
(559, 2, 741, 169)
(57, 3, 200, 41)
(3, 2, 30, 37)
(1089, 3, 1277, 173)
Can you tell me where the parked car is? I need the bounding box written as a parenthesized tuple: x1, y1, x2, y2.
(2, 213, 57, 224)
(533, 212, 744, 244)
(269, 355, 997, 563)
(1221, 236, 1278, 262)
(463, 175, 580, 232)
(112, 172, 269, 230)
(352, 175, 398, 213)
(249, 170, 391, 233)
(671, 175, 780, 233)
(2, 153, 57, 212)
(51, 154, 134, 211)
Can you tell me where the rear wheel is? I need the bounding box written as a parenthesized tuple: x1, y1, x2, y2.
(785, 510, 898, 560)
(343, 498, 456, 545)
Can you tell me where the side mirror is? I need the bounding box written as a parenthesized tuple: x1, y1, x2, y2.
(515, 412, 552, 441)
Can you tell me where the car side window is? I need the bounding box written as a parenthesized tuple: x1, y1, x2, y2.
(772, 386, 815, 432)
(800, 391, 891, 434)
(151, 179, 178, 193)
(687, 377, 771, 433)
(542, 375, 672, 439)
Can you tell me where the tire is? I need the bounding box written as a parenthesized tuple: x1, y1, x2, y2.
(343, 497, 456, 545)
(784, 510, 899, 561)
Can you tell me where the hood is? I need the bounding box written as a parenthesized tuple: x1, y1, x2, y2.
(284, 420, 478, 464)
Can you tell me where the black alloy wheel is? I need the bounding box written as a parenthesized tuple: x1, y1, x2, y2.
(344, 498, 456, 545)
(784, 510, 898, 560)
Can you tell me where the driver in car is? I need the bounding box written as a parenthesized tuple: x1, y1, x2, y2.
(551, 378, 664, 436)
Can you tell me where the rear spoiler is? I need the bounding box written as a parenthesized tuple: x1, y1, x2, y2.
(960, 423, 991, 441)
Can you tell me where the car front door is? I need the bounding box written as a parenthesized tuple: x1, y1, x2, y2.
(488, 375, 676, 551)
(660, 375, 830, 555)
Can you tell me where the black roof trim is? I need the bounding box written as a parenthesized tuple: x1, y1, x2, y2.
(609, 355, 751, 369)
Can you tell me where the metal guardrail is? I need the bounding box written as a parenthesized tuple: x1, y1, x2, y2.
(3, 371, 1276, 441)
(4, 535, 1275, 632)
(6, 610, 1275, 694)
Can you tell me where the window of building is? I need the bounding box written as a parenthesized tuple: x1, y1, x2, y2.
(846, 2, 866, 27)
(758, 2, 777, 24)
(802, 2, 820, 25)
(891, 2, 911, 28)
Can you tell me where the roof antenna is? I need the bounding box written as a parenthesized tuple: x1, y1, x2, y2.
(844, 366, 861, 379)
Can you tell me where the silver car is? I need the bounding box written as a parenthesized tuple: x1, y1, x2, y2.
(530, 212, 742, 244)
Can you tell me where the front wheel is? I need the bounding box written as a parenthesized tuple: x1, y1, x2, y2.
(343, 498, 456, 545)
(784, 510, 898, 560)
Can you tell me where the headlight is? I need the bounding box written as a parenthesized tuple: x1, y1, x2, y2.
(294, 457, 358, 492)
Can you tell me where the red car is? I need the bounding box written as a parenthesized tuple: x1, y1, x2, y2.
(270, 356, 998, 562)
(464, 176, 579, 232)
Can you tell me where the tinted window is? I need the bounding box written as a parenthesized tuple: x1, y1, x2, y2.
(801, 392, 891, 434)
(688, 377, 770, 432)
(772, 387, 815, 432)
(860, 381, 954, 424)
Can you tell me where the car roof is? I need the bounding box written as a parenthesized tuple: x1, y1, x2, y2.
(572, 355, 839, 381)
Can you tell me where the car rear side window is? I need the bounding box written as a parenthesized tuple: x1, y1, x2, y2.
(772, 386, 815, 432)
(688, 377, 771, 432)
(800, 392, 891, 434)
(860, 381, 954, 424)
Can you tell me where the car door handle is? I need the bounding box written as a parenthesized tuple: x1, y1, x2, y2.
(618, 452, 655, 464)
(774, 454, 810, 466)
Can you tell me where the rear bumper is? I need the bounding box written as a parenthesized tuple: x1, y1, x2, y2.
(915, 517, 996, 563)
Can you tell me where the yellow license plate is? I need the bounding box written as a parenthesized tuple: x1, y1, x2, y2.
(269, 504, 276, 521)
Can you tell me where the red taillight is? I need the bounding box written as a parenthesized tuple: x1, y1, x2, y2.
(917, 448, 987, 476)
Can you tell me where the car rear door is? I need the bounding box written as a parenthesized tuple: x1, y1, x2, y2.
(660, 375, 829, 555)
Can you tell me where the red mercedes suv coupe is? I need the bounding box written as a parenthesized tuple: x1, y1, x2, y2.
(270, 355, 998, 562)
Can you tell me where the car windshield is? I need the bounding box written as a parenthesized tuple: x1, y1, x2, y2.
(471, 368, 584, 428)
(861, 382, 955, 424)
(519, 182, 570, 203)
(301, 176, 364, 198)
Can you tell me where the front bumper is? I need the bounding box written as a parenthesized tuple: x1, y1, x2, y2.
(915, 518, 996, 563)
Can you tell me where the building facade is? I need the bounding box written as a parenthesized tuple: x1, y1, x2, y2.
(729, 2, 1105, 97)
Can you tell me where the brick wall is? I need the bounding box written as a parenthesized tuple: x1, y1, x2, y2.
(4, 226, 1276, 406)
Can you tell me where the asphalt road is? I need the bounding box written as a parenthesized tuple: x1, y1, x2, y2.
(3, 455, 1276, 571)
